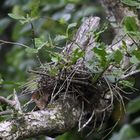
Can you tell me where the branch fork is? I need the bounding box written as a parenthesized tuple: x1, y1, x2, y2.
(0, 89, 22, 116)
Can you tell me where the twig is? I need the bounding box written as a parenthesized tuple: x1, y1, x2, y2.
(103, 78, 114, 111)
(50, 68, 76, 102)
(0, 110, 13, 116)
(118, 69, 140, 81)
(78, 101, 84, 131)
(64, 68, 77, 100)
(30, 22, 36, 48)
(73, 87, 90, 104)
(27, 69, 50, 77)
(101, 118, 120, 140)
(108, 34, 126, 51)
(0, 89, 22, 114)
(0, 96, 15, 108)
(78, 109, 95, 132)
(0, 39, 29, 48)
(13, 89, 22, 114)
(50, 81, 58, 103)
(127, 33, 139, 47)
(86, 114, 97, 137)
(113, 87, 126, 113)
(101, 89, 122, 140)
(60, 78, 93, 87)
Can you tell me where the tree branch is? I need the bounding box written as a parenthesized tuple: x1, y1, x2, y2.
(0, 96, 15, 108)
(0, 90, 22, 114)
(0, 98, 81, 140)
(118, 69, 140, 81)
(0, 110, 13, 116)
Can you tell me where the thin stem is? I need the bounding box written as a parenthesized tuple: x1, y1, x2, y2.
(0, 96, 15, 108)
(30, 22, 36, 48)
(0, 39, 29, 48)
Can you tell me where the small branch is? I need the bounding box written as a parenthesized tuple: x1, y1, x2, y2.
(109, 34, 126, 51)
(0, 96, 15, 108)
(60, 78, 95, 89)
(0, 90, 22, 114)
(13, 89, 22, 114)
(27, 69, 50, 77)
(0, 110, 13, 116)
(118, 69, 140, 81)
(78, 109, 95, 132)
(30, 22, 36, 48)
(0, 39, 29, 48)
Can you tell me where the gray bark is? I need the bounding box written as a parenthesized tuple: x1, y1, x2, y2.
(0, 99, 80, 140)
(100, 0, 140, 25)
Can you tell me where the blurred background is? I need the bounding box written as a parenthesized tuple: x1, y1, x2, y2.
(0, 0, 140, 140)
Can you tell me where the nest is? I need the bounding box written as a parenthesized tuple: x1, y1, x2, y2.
(24, 62, 114, 135)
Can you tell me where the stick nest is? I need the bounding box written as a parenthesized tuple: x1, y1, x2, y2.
(25, 63, 114, 133)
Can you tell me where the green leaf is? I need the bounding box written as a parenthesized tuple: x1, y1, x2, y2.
(127, 97, 140, 114)
(114, 50, 123, 64)
(30, 0, 40, 17)
(51, 57, 59, 63)
(132, 50, 140, 60)
(48, 35, 54, 48)
(2, 81, 21, 86)
(51, 53, 63, 63)
(54, 35, 67, 42)
(35, 37, 48, 50)
(119, 80, 135, 88)
(93, 47, 107, 59)
(121, 0, 140, 7)
(93, 46, 107, 67)
(127, 31, 140, 36)
(109, 124, 139, 140)
(25, 48, 38, 54)
(8, 13, 37, 24)
(71, 48, 84, 64)
(123, 16, 139, 32)
(130, 56, 140, 64)
(66, 22, 77, 36)
(8, 13, 25, 20)
(48, 67, 58, 76)
(122, 40, 127, 51)
(67, 22, 77, 30)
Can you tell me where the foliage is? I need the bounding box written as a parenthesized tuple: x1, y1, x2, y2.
(0, 0, 101, 93)
(121, 0, 140, 8)
(110, 97, 140, 140)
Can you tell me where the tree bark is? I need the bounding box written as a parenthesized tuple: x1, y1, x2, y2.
(100, 0, 140, 25)
(0, 98, 80, 140)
